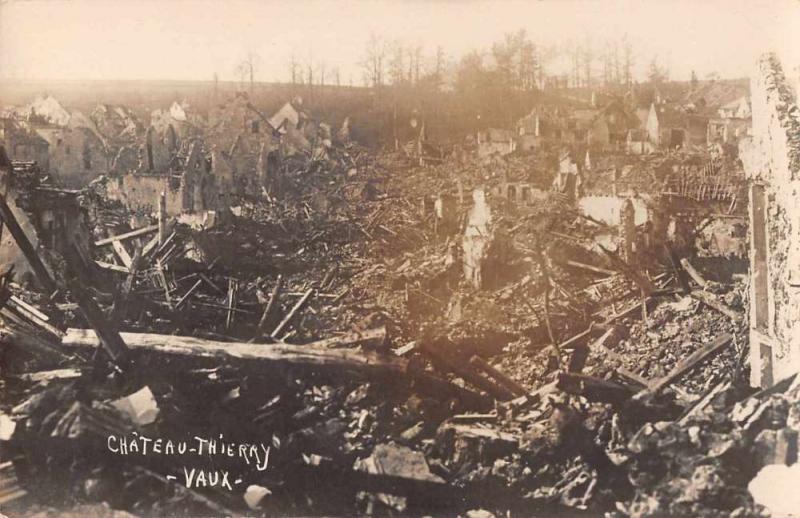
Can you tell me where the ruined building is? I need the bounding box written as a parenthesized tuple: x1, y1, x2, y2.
(741, 53, 800, 388)
(207, 92, 280, 192)
(0, 118, 50, 168)
(105, 138, 231, 218)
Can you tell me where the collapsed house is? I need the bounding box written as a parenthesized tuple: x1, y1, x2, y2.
(476, 128, 517, 157)
(0, 117, 50, 169)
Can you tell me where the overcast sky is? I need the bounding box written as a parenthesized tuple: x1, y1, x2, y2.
(1, 0, 798, 84)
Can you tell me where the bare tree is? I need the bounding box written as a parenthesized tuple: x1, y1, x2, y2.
(389, 40, 406, 86)
(288, 52, 300, 85)
(571, 42, 581, 88)
(413, 45, 423, 84)
(622, 34, 633, 87)
(582, 37, 593, 89)
(236, 51, 260, 93)
(647, 54, 668, 84)
(431, 45, 447, 90)
(360, 33, 388, 88)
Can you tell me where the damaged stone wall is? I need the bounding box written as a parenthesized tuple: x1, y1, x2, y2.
(105, 173, 186, 216)
(741, 53, 800, 387)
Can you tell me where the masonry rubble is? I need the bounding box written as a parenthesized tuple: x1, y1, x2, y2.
(0, 70, 789, 516)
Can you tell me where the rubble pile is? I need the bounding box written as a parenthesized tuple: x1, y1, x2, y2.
(0, 105, 774, 517)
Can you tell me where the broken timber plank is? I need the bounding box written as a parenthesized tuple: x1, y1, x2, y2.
(110, 246, 142, 324)
(635, 333, 733, 400)
(0, 196, 56, 294)
(66, 280, 130, 364)
(271, 287, 313, 339)
(225, 278, 238, 330)
(8, 296, 49, 322)
(680, 258, 708, 288)
(112, 239, 134, 269)
(94, 224, 159, 247)
(597, 244, 655, 295)
(6, 298, 63, 338)
(557, 372, 633, 404)
(96, 261, 129, 274)
(174, 278, 202, 309)
(440, 423, 519, 445)
(61, 327, 404, 376)
(563, 260, 616, 277)
(691, 290, 741, 321)
(469, 355, 527, 397)
(419, 342, 515, 401)
(251, 274, 283, 342)
(158, 191, 167, 244)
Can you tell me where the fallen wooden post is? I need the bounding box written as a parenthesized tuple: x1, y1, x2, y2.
(112, 240, 134, 269)
(469, 355, 527, 397)
(634, 333, 733, 400)
(419, 342, 515, 401)
(597, 244, 655, 295)
(61, 327, 404, 377)
(94, 224, 159, 247)
(9, 295, 50, 322)
(174, 278, 202, 310)
(0, 310, 70, 361)
(141, 232, 161, 257)
(225, 278, 239, 330)
(66, 279, 130, 364)
(251, 274, 283, 342)
(664, 245, 691, 294)
(64, 244, 130, 364)
(110, 246, 142, 323)
(199, 272, 223, 295)
(557, 372, 633, 404)
(271, 287, 313, 339)
(563, 260, 616, 277)
(680, 258, 708, 288)
(557, 298, 650, 351)
(0, 196, 56, 294)
(6, 296, 63, 338)
(158, 191, 167, 244)
(690, 290, 741, 321)
(96, 261, 129, 274)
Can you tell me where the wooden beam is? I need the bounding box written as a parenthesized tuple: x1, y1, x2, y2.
(557, 372, 633, 404)
(66, 279, 130, 364)
(96, 261, 129, 274)
(0, 196, 56, 294)
(112, 240, 133, 269)
(174, 278, 202, 309)
(419, 342, 515, 400)
(94, 224, 159, 247)
(597, 244, 655, 295)
(251, 274, 283, 342)
(635, 333, 733, 399)
(61, 327, 403, 376)
(469, 356, 527, 397)
(691, 290, 741, 321)
(680, 258, 708, 288)
(271, 287, 313, 339)
(158, 191, 167, 244)
(563, 259, 616, 277)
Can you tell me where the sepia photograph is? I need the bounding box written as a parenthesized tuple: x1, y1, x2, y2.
(0, 0, 799, 516)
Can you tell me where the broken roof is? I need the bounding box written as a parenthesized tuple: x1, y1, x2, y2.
(684, 80, 750, 111)
(482, 128, 515, 142)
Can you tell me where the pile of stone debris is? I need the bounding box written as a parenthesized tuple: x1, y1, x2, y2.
(0, 139, 779, 517)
